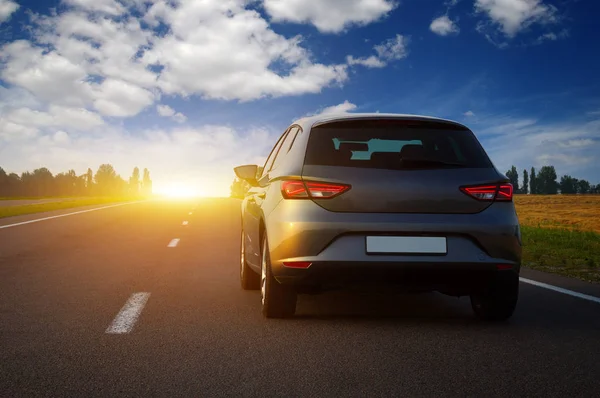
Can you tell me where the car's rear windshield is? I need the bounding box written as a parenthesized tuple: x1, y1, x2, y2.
(304, 119, 493, 170)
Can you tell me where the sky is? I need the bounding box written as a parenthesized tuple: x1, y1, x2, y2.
(0, 0, 599, 197)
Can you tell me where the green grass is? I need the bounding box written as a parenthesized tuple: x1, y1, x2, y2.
(0, 197, 143, 219)
(522, 226, 600, 283)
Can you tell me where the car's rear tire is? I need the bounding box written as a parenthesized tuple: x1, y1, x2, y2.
(261, 235, 297, 318)
(240, 230, 260, 290)
(470, 272, 519, 321)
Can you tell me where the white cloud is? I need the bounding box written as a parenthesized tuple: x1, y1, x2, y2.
(430, 15, 460, 36)
(464, 110, 475, 117)
(475, 116, 600, 182)
(157, 104, 175, 117)
(172, 112, 187, 124)
(346, 55, 386, 68)
(0, 0, 19, 23)
(156, 104, 187, 123)
(263, 0, 397, 33)
(0, 0, 349, 115)
(348, 34, 409, 69)
(475, 0, 558, 38)
(313, 100, 358, 116)
(64, 0, 126, 15)
(375, 34, 409, 60)
(4, 105, 104, 130)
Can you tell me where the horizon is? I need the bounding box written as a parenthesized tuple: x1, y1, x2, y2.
(1, 0, 599, 197)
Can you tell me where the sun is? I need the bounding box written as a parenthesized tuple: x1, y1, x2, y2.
(158, 182, 203, 198)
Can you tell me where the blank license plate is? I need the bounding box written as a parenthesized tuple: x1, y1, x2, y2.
(366, 236, 447, 254)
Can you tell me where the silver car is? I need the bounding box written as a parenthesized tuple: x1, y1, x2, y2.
(235, 114, 521, 320)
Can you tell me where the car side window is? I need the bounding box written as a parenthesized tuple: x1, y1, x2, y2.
(259, 128, 290, 179)
(270, 127, 299, 172)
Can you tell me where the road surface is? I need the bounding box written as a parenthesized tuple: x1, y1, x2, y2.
(1, 199, 599, 397)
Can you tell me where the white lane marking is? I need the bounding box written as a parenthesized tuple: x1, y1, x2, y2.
(105, 292, 151, 334)
(167, 238, 180, 247)
(182, 221, 188, 226)
(0, 201, 145, 230)
(520, 278, 600, 305)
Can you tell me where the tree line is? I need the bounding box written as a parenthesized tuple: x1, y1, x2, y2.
(0, 164, 153, 197)
(506, 165, 599, 194)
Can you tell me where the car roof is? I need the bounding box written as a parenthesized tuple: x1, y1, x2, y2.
(293, 113, 469, 131)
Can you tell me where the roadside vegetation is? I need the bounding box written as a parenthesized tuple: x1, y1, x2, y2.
(0, 197, 143, 219)
(515, 195, 600, 283)
(0, 164, 153, 219)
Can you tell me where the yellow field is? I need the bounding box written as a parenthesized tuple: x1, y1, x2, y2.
(514, 194, 600, 233)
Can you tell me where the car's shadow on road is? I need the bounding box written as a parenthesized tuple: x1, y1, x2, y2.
(293, 289, 481, 325)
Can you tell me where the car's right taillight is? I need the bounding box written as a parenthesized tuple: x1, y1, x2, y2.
(281, 180, 350, 199)
(460, 183, 513, 202)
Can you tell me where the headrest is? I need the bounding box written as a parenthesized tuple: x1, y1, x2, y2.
(400, 144, 425, 159)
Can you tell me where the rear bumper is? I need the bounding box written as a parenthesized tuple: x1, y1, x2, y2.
(274, 261, 518, 293)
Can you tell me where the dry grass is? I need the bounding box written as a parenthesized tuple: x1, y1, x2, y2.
(514, 195, 600, 283)
(514, 194, 600, 233)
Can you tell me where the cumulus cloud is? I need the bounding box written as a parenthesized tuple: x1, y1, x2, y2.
(475, 0, 559, 38)
(348, 34, 409, 68)
(309, 100, 358, 117)
(430, 15, 459, 36)
(263, 0, 397, 33)
(464, 110, 475, 117)
(0, 0, 19, 23)
(0, 0, 349, 113)
(156, 104, 187, 123)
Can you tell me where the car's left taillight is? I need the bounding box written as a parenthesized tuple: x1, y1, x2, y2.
(460, 183, 513, 202)
(281, 180, 350, 199)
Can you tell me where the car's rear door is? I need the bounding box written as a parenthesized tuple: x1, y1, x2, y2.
(301, 118, 506, 214)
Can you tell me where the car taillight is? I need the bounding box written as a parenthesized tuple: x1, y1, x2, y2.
(281, 181, 350, 199)
(460, 183, 513, 202)
(282, 261, 312, 269)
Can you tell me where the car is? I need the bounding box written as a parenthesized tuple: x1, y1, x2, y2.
(234, 113, 521, 320)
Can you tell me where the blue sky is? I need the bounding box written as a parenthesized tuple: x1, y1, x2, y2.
(0, 0, 598, 196)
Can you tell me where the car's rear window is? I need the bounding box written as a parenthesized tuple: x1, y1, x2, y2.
(304, 119, 493, 169)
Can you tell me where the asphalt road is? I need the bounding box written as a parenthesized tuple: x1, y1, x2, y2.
(1, 199, 599, 397)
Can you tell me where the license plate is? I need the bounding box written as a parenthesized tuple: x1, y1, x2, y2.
(366, 236, 447, 254)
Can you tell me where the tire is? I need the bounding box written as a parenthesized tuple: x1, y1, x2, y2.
(260, 235, 297, 318)
(240, 230, 260, 290)
(470, 273, 519, 321)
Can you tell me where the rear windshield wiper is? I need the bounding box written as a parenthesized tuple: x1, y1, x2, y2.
(399, 158, 469, 168)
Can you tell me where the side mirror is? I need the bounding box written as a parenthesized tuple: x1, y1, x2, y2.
(234, 164, 259, 187)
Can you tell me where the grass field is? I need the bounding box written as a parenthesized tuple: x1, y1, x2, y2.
(0, 197, 143, 219)
(515, 195, 600, 283)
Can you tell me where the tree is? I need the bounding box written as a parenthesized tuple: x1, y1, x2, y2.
(577, 179, 591, 194)
(530, 167, 537, 195)
(0, 167, 8, 196)
(129, 167, 141, 195)
(95, 164, 119, 196)
(537, 165, 558, 195)
(142, 168, 152, 196)
(522, 169, 529, 195)
(505, 166, 520, 193)
(559, 175, 578, 194)
(86, 168, 94, 195)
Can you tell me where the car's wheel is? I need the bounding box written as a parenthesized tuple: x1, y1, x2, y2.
(240, 230, 260, 290)
(261, 235, 297, 318)
(470, 273, 519, 321)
